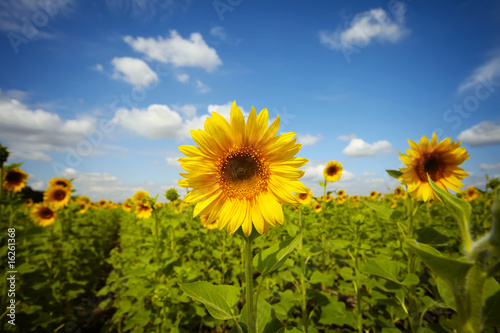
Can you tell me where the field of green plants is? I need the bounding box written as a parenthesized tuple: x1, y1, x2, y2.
(1, 163, 499, 333)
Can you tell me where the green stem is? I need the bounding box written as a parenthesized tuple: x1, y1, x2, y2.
(298, 207, 308, 332)
(244, 237, 256, 333)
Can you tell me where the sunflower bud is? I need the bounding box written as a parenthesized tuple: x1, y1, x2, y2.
(165, 188, 179, 202)
(0, 144, 9, 165)
(488, 188, 500, 257)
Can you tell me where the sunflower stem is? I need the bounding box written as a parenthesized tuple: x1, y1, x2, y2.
(299, 207, 308, 333)
(243, 236, 256, 333)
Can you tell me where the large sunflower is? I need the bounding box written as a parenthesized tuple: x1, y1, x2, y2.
(48, 178, 73, 189)
(43, 186, 71, 209)
(323, 161, 343, 182)
(3, 168, 28, 192)
(398, 133, 469, 202)
(178, 101, 308, 236)
(30, 203, 57, 227)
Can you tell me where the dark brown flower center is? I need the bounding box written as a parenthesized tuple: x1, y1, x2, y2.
(6, 170, 22, 185)
(217, 146, 269, 199)
(327, 166, 338, 176)
(416, 153, 444, 182)
(40, 207, 54, 219)
(53, 189, 66, 201)
(298, 193, 308, 200)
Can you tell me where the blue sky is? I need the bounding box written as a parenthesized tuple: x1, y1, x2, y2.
(1, 0, 500, 202)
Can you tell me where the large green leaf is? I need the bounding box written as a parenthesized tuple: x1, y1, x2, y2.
(406, 240, 473, 285)
(235, 297, 283, 333)
(427, 176, 472, 254)
(180, 282, 240, 320)
(360, 259, 400, 284)
(319, 297, 354, 327)
(482, 276, 500, 327)
(254, 234, 302, 276)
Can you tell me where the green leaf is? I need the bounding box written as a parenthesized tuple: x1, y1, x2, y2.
(180, 282, 240, 320)
(386, 169, 403, 179)
(406, 239, 473, 285)
(437, 277, 456, 311)
(276, 328, 304, 333)
(415, 227, 450, 246)
(254, 234, 302, 276)
(319, 298, 351, 326)
(363, 201, 393, 221)
(360, 259, 401, 284)
(427, 175, 472, 254)
(237, 297, 283, 333)
(319, 181, 326, 187)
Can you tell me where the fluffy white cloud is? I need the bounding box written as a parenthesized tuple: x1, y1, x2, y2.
(111, 57, 158, 87)
(457, 121, 500, 146)
(0, 92, 97, 161)
(342, 138, 395, 157)
(480, 163, 500, 170)
(319, 4, 408, 51)
(458, 52, 500, 93)
(176, 73, 189, 83)
(297, 134, 322, 146)
(112, 104, 209, 139)
(124, 30, 222, 71)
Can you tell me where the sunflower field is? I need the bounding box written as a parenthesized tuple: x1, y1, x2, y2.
(1, 103, 500, 333)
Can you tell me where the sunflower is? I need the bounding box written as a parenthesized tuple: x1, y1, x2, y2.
(313, 201, 322, 213)
(390, 199, 398, 209)
(3, 168, 28, 192)
(135, 200, 153, 219)
(337, 196, 346, 204)
(30, 203, 57, 227)
(394, 186, 406, 199)
(133, 190, 149, 204)
(77, 201, 89, 214)
(323, 161, 343, 183)
(463, 186, 481, 202)
(337, 189, 346, 197)
(369, 190, 378, 200)
(25, 198, 34, 207)
(98, 199, 108, 208)
(48, 178, 73, 189)
(78, 195, 91, 203)
(43, 186, 71, 209)
(398, 133, 470, 202)
(178, 101, 308, 237)
(200, 215, 219, 230)
(122, 198, 134, 212)
(296, 189, 313, 206)
(325, 194, 334, 202)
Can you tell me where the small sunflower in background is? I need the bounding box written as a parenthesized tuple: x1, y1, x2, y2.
(337, 189, 346, 198)
(132, 190, 149, 204)
(390, 199, 398, 209)
(135, 200, 153, 219)
(77, 201, 90, 214)
(369, 190, 378, 200)
(313, 201, 322, 213)
(98, 199, 108, 208)
(122, 198, 134, 212)
(48, 178, 73, 189)
(463, 186, 481, 202)
(30, 203, 57, 227)
(200, 215, 218, 230)
(296, 189, 313, 206)
(3, 168, 28, 192)
(337, 196, 347, 204)
(398, 133, 469, 202)
(178, 101, 308, 236)
(44, 186, 71, 209)
(323, 161, 343, 182)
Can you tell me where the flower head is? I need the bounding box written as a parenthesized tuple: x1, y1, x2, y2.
(43, 186, 71, 209)
(200, 215, 218, 230)
(135, 200, 153, 219)
(48, 178, 73, 189)
(463, 186, 481, 202)
(178, 101, 308, 236)
(122, 198, 134, 212)
(398, 133, 469, 202)
(3, 168, 28, 192)
(30, 203, 57, 227)
(296, 189, 313, 206)
(323, 161, 343, 182)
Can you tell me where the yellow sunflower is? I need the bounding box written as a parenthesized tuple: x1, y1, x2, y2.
(25, 198, 34, 207)
(135, 200, 153, 219)
(3, 168, 28, 192)
(398, 133, 470, 202)
(463, 186, 481, 202)
(98, 199, 108, 208)
(48, 178, 73, 189)
(122, 198, 134, 212)
(132, 190, 149, 204)
(296, 189, 313, 205)
(200, 215, 219, 230)
(313, 201, 322, 213)
(337, 189, 346, 197)
(394, 186, 407, 199)
(43, 186, 71, 209)
(390, 199, 398, 209)
(369, 190, 378, 200)
(178, 101, 308, 237)
(30, 203, 57, 227)
(323, 161, 343, 182)
(77, 201, 89, 214)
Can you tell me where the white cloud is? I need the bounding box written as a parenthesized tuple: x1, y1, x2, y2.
(112, 104, 208, 140)
(297, 134, 322, 146)
(342, 138, 395, 157)
(480, 163, 500, 170)
(210, 26, 227, 41)
(207, 101, 247, 120)
(458, 52, 500, 93)
(195, 80, 210, 93)
(338, 134, 357, 141)
(173, 104, 197, 117)
(319, 4, 408, 51)
(124, 30, 222, 71)
(166, 157, 181, 167)
(176, 73, 189, 83)
(94, 64, 104, 72)
(111, 57, 158, 87)
(457, 121, 500, 146)
(0, 92, 97, 161)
